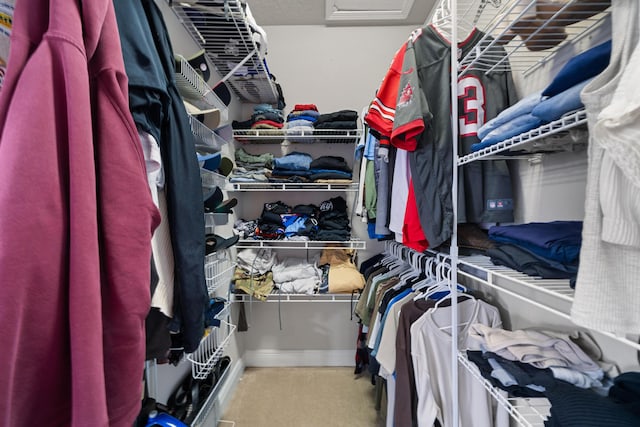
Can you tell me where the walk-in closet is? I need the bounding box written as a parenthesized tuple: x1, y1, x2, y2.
(1, 0, 639, 426)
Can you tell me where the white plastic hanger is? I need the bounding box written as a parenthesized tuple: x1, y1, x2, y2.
(430, 0, 480, 43)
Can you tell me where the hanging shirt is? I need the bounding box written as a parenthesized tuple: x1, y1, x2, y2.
(410, 299, 506, 427)
(0, 0, 160, 425)
(392, 25, 517, 248)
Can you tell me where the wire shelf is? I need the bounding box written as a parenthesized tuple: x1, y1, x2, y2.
(201, 168, 227, 197)
(175, 55, 228, 115)
(228, 182, 358, 192)
(232, 292, 358, 303)
(189, 356, 232, 427)
(235, 239, 367, 250)
(459, 0, 611, 76)
(190, 115, 230, 150)
(233, 129, 362, 144)
(169, 0, 278, 104)
(458, 351, 550, 427)
(187, 321, 236, 380)
(458, 109, 587, 165)
(204, 250, 236, 295)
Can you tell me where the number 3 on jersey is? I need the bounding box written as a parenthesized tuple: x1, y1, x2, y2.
(458, 75, 486, 137)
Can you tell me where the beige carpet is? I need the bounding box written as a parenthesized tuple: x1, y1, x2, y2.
(218, 367, 385, 427)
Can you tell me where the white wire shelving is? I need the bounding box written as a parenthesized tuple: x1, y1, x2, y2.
(235, 239, 367, 250)
(228, 182, 358, 192)
(457, 351, 550, 427)
(458, 109, 588, 165)
(232, 292, 357, 303)
(457, 254, 640, 352)
(233, 129, 362, 144)
(459, 0, 611, 77)
(175, 54, 228, 117)
(204, 250, 236, 295)
(169, 0, 278, 104)
(189, 357, 232, 427)
(190, 115, 231, 151)
(187, 321, 237, 380)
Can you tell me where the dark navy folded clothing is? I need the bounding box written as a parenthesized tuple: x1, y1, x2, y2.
(315, 110, 358, 124)
(292, 204, 319, 217)
(542, 40, 611, 98)
(310, 172, 353, 181)
(489, 221, 582, 264)
(260, 210, 283, 226)
(315, 229, 350, 241)
(310, 156, 352, 173)
(319, 196, 347, 213)
(271, 168, 313, 177)
(232, 119, 253, 130)
(466, 350, 546, 398)
(263, 201, 291, 214)
(487, 243, 578, 280)
(314, 120, 358, 130)
(609, 372, 640, 418)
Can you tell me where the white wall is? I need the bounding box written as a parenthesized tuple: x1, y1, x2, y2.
(233, 24, 419, 366)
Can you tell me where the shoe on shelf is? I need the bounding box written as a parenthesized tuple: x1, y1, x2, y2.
(536, 0, 611, 27)
(205, 233, 239, 254)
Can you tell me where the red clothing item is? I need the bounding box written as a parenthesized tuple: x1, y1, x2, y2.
(0, 0, 159, 426)
(364, 41, 408, 140)
(402, 179, 429, 251)
(252, 119, 284, 129)
(293, 103, 318, 111)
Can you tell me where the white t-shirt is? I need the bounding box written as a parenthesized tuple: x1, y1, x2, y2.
(389, 148, 411, 240)
(410, 298, 506, 427)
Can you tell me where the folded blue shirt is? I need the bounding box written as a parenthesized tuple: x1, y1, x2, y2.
(273, 151, 313, 171)
(542, 40, 611, 97)
(472, 114, 543, 152)
(478, 91, 543, 140)
(531, 78, 593, 123)
(489, 221, 583, 264)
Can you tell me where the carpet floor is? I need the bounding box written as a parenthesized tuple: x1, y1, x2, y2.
(218, 367, 385, 427)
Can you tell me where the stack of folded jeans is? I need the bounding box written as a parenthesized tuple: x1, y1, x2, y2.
(268, 153, 353, 183)
(487, 221, 582, 287)
(314, 109, 359, 143)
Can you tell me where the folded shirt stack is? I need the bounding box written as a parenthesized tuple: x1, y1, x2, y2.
(232, 248, 277, 301)
(271, 257, 323, 294)
(487, 221, 582, 287)
(314, 109, 359, 143)
(466, 325, 640, 427)
(472, 40, 612, 152)
(233, 197, 351, 242)
(268, 152, 353, 183)
(232, 103, 285, 131)
(286, 103, 320, 141)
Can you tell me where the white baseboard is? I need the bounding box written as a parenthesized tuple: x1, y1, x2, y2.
(216, 358, 245, 417)
(244, 349, 354, 367)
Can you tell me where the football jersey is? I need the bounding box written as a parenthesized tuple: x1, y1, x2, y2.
(365, 40, 409, 143)
(392, 25, 517, 248)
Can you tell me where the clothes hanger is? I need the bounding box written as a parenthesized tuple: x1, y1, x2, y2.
(430, 0, 478, 43)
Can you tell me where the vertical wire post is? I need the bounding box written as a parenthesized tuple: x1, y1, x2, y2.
(449, 0, 460, 426)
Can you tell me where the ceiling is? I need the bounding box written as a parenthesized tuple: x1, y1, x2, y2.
(247, 0, 436, 26)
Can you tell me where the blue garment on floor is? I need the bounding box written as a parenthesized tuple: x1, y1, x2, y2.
(542, 40, 611, 97)
(489, 221, 583, 264)
(477, 91, 542, 140)
(471, 114, 543, 152)
(531, 78, 593, 123)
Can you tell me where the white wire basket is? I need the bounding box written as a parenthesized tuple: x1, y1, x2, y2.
(204, 250, 236, 295)
(187, 321, 237, 380)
